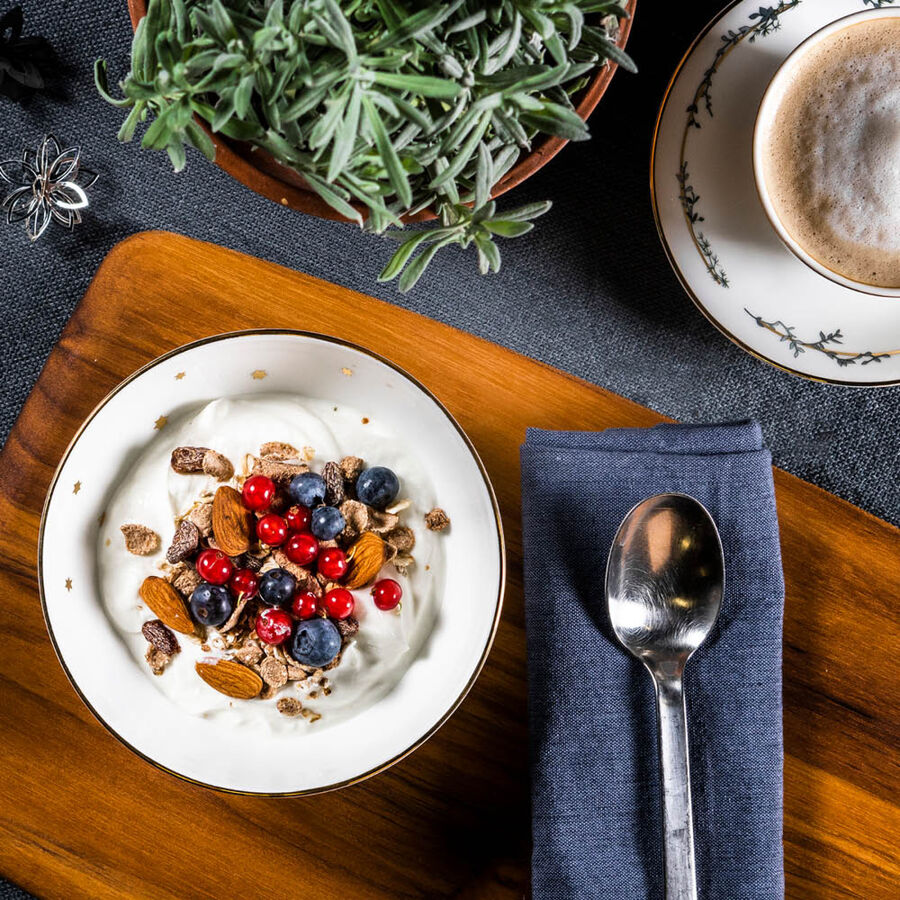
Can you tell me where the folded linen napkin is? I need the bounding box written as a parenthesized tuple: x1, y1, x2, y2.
(521, 422, 784, 900)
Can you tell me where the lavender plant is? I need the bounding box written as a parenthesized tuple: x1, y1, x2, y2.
(96, 0, 634, 289)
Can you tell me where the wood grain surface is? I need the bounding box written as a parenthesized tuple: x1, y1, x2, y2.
(0, 232, 897, 900)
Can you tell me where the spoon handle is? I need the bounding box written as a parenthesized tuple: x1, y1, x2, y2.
(655, 676, 698, 900)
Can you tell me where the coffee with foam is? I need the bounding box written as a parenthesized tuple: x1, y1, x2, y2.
(759, 17, 900, 289)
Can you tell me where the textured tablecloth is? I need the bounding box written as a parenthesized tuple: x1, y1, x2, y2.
(0, 0, 897, 896)
(2, 0, 899, 528)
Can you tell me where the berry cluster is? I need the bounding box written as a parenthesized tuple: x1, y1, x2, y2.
(187, 464, 404, 670)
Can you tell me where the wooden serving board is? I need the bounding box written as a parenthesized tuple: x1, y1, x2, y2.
(1, 232, 897, 900)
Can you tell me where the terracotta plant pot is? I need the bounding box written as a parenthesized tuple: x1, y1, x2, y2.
(126, 0, 636, 222)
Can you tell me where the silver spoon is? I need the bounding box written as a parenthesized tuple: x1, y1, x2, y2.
(605, 493, 724, 900)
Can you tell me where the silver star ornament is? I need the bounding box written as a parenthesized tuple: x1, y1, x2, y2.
(0, 134, 98, 241)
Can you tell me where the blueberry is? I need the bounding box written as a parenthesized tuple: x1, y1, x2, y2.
(311, 506, 345, 540)
(289, 617, 342, 667)
(258, 568, 297, 607)
(189, 583, 234, 627)
(356, 466, 400, 509)
(289, 472, 326, 507)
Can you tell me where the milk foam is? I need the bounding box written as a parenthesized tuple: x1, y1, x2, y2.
(761, 18, 900, 287)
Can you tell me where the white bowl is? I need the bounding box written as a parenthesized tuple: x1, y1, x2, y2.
(39, 331, 504, 794)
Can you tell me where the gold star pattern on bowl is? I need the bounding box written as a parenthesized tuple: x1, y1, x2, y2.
(251, 369, 267, 380)
(73, 481, 81, 494)
(65, 578, 72, 591)
(154, 415, 168, 430)
(175, 371, 185, 380)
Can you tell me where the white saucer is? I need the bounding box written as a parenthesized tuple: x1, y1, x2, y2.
(652, 0, 900, 385)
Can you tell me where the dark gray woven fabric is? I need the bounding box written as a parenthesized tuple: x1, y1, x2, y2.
(0, 886, 32, 900)
(522, 422, 784, 898)
(1, 1, 899, 528)
(0, 0, 894, 893)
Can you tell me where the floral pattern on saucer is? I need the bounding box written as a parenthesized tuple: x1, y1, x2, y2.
(653, 0, 900, 383)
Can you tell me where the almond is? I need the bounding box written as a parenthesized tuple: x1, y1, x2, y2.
(212, 485, 252, 556)
(139, 576, 195, 635)
(344, 532, 387, 589)
(195, 658, 263, 699)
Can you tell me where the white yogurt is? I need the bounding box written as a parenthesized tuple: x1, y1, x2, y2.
(97, 395, 442, 732)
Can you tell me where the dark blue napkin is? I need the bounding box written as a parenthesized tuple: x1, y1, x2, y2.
(521, 422, 784, 899)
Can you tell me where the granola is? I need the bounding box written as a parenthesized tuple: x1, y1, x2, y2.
(425, 507, 451, 531)
(124, 436, 447, 722)
(120, 523, 160, 556)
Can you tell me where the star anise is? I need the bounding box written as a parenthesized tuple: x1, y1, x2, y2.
(0, 6, 54, 102)
(0, 134, 98, 241)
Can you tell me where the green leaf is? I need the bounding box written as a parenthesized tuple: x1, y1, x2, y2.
(474, 141, 493, 209)
(583, 26, 637, 73)
(491, 144, 520, 182)
(378, 229, 438, 281)
(363, 95, 412, 209)
(131, 1, 159, 80)
(191, 100, 260, 140)
(369, 0, 465, 51)
(485, 12, 522, 74)
(315, 0, 357, 59)
(117, 100, 147, 141)
(397, 234, 459, 292)
(172, 0, 190, 43)
(446, 10, 487, 35)
(543, 31, 567, 67)
(474, 232, 501, 274)
(520, 102, 590, 142)
(94, 60, 133, 108)
(166, 138, 187, 171)
(209, 0, 239, 43)
(563, 4, 584, 50)
(327, 85, 362, 181)
(185, 119, 217, 161)
(305, 171, 364, 224)
(142, 103, 175, 150)
(369, 71, 461, 99)
(233, 73, 255, 119)
(430, 110, 491, 189)
(211, 92, 236, 131)
(496, 200, 552, 222)
(309, 88, 347, 151)
(484, 219, 533, 237)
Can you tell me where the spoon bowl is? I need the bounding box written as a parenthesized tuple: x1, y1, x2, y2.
(605, 493, 724, 900)
(606, 493, 724, 678)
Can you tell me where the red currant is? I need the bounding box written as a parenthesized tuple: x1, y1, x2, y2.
(284, 504, 311, 532)
(324, 587, 354, 620)
(242, 474, 276, 512)
(229, 567, 258, 599)
(291, 591, 319, 620)
(196, 549, 233, 585)
(256, 607, 293, 645)
(372, 579, 402, 611)
(256, 513, 288, 547)
(318, 547, 348, 581)
(284, 531, 319, 566)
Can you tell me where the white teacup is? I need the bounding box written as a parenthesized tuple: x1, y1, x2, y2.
(752, 8, 900, 298)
